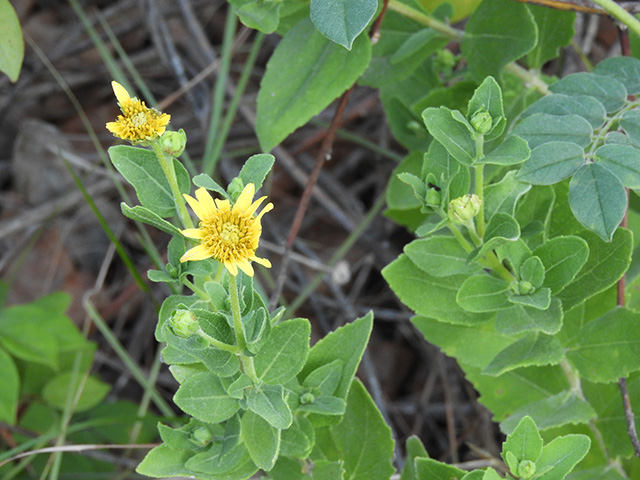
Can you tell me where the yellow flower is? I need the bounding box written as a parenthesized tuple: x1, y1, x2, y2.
(105, 81, 170, 144)
(180, 184, 273, 277)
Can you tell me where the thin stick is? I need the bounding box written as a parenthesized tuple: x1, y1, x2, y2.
(269, 88, 353, 309)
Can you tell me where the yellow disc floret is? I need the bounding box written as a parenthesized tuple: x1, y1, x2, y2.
(180, 184, 273, 277)
(105, 81, 170, 144)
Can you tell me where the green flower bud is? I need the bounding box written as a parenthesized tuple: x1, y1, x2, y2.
(301, 392, 315, 404)
(470, 110, 492, 135)
(166, 264, 178, 277)
(518, 460, 537, 479)
(160, 129, 187, 157)
(228, 177, 245, 200)
(407, 120, 424, 134)
(436, 49, 456, 68)
(191, 426, 213, 446)
(170, 309, 198, 338)
(448, 194, 482, 224)
(518, 280, 535, 295)
(426, 187, 441, 206)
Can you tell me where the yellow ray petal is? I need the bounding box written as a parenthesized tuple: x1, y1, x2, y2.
(252, 256, 272, 268)
(180, 245, 212, 262)
(256, 202, 274, 220)
(111, 81, 131, 105)
(180, 228, 205, 239)
(215, 198, 231, 211)
(234, 183, 255, 213)
(236, 259, 255, 277)
(195, 188, 217, 216)
(183, 193, 205, 220)
(225, 261, 239, 276)
(247, 196, 266, 216)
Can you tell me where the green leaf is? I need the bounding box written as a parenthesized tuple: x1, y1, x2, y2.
(422, 107, 476, 165)
(468, 212, 520, 263)
(457, 274, 511, 313)
(593, 56, 640, 95)
(192, 173, 228, 198)
(534, 434, 591, 480)
(527, 5, 574, 69)
(397, 172, 426, 203)
(186, 441, 257, 477)
(412, 317, 514, 369)
(520, 256, 544, 288)
(238, 154, 275, 191)
(513, 113, 593, 149)
(298, 395, 346, 415)
(483, 333, 564, 376)
(495, 299, 563, 335)
(391, 28, 446, 65)
(533, 236, 589, 294)
(383, 256, 493, 325)
(521, 93, 606, 129)
(136, 445, 194, 478)
(247, 385, 293, 429)
(254, 318, 310, 384)
(280, 416, 315, 458)
(0, 348, 18, 423)
(400, 435, 429, 480)
(479, 136, 530, 166)
(404, 236, 481, 277)
(174, 372, 240, 423)
(549, 72, 627, 113)
(241, 410, 281, 471)
(484, 171, 531, 221)
(566, 307, 640, 382)
(620, 109, 640, 147)
(516, 141, 585, 185)
(0, 305, 59, 369)
(415, 458, 467, 480)
(422, 140, 471, 202)
(300, 312, 373, 401)
(467, 76, 506, 141)
(233, 0, 282, 33)
(0, 0, 24, 82)
(558, 229, 632, 311)
(256, 17, 371, 151)
(195, 310, 235, 346)
(465, 364, 569, 422)
(502, 416, 543, 464)
(508, 287, 551, 310)
(595, 144, 640, 189)
(303, 359, 343, 396)
(43, 373, 110, 412)
(460, 0, 537, 82)
(310, 0, 377, 49)
(332, 379, 395, 480)
(243, 308, 270, 354)
(569, 163, 626, 241)
(108, 145, 190, 218)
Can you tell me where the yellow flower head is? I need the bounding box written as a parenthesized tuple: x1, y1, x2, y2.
(180, 184, 273, 277)
(105, 81, 170, 144)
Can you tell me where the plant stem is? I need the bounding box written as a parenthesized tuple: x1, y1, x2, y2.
(151, 141, 193, 229)
(228, 274, 246, 351)
(474, 135, 486, 238)
(197, 328, 239, 353)
(590, 0, 640, 38)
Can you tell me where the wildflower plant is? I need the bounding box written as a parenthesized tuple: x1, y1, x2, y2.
(104, 83, 395, 479)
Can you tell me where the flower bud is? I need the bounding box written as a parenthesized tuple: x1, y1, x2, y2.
(448, 194, 482, 224)
(470, 110, 492, 135)
(518, 280, 535, 295)
(170, 309, 198, 338)
(518, 460, 537, 479)
(160, 129, 187, 157)
(191, 426, 213, 446)
(301, 392, 315, 404)
(228, 177, 245, 200)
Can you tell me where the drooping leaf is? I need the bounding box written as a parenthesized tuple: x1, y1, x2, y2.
(256, 17, 371, 150)
(527, 5, 575, 70)
(310, 0, 378, 49)
(569, 163, 626, 241)
(460, 0, 537, 82)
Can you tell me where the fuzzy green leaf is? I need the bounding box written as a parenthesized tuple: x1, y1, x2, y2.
(569, 163, 626, 241)
(502, 416, 543, 464)
(246, 385, 293, 430)
(517, 141, 585, 185)
(495, 299, 563, 335)
(0, 0, 24, 82)
(242, 410, 280, 471)
(467, 76, 506, 141)
(508, 288, 551, 310)
(422, 106, 476, 165)
(120, 203, 182, 235)
(527, 5, 574, 70)
(595, 144, 640, 189)
(521, 93, 606, 129)
(484, 333, 564, 376)
(513, 113, 592, 150)
(457, 274, 511, 313)
(534, 434, 591, 480)
(405, 236, 480, 277)
(549, 72, 627, 113)
(533, 236, 589, 294)
(415, 458, 467, 480)
(593, 56, 640, 94)
(479, 136, 530, 166)
(310, 0, 377, 49)
(256, 17, 371, 151)
(238, 154, 275, 191)
(174, 372, 240, 423)
(254, 318, 310, 384)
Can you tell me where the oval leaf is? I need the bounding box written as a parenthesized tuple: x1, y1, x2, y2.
(310, 0, 378, 49)
(517, 141, 585, 185)
(594, 144, 640, 189)
(0, 0, 24, 82)
(513, 113, 592, 150)
(457, 274, 511, 313)
(549, 71, 627, 113)
(569, 163, 626, 241)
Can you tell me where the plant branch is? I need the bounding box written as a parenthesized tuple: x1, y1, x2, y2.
(590, 0, 640, 38)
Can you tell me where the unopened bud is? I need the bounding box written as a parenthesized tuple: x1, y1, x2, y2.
(160, 129, 187, 157)
(228, 177, 245, 200)
(170, 309, 198, 338)
(448, 194, 482, 224)
(191, 427, 213, 446)
(470, 110, 492, 135)
(518, 460, 537, 479)
(518, 280, 535, 295)
(301, 392, 315, 404)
